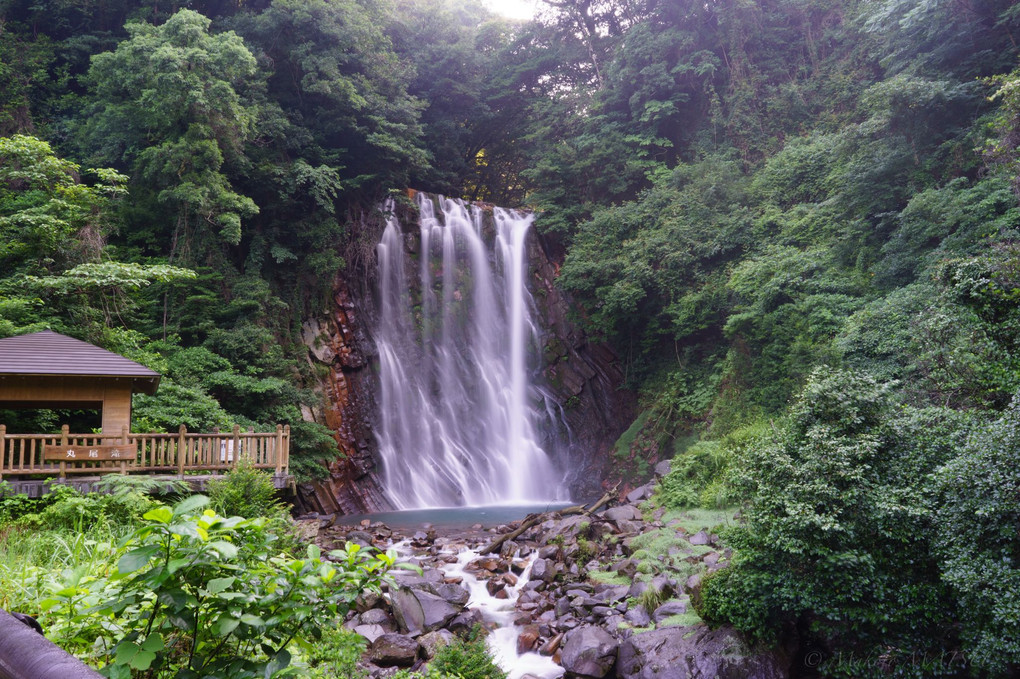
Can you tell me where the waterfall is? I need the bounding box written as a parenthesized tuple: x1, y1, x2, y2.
(374, 194, 566, 509)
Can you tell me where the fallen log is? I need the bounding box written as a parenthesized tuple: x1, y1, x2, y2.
(480, 485, 618, 555)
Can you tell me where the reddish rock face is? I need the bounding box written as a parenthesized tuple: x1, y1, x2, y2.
(297, 276, 392, 515)
(296, 195, 636, 515)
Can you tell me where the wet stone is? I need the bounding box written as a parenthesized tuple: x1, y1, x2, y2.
(367, 634, 418, 667)
(689, 530, 712, 546)
(652, 599, 688, 623)
(418, 629, 453, 659)
(517, 624, 541, 654)
(560, 624, 619, 678)
(625, 605, 650, 628)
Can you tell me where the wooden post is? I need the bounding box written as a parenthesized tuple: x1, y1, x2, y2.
(232, 424, 240, 469)
(283, 424, 290, 474)
(0, 424, 6, 481)
(177, 425, 186, 476)
(120, 426, 129, 474)
(274, 424, 284, 474)
(59, 424, 69, 480)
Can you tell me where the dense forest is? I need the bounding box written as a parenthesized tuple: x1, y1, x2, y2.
(2, 0, 1020, 674)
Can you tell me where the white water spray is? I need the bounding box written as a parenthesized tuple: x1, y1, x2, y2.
(375, 194, 565, 509)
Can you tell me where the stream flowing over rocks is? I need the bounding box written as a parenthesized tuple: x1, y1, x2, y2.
(301, 469, 790, 679)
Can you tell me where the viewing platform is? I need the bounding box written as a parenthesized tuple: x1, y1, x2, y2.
(0, 331, 294, 496)
(0, 424, 292, 496)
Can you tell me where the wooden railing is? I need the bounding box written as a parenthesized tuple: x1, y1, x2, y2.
(0, 424, 290, 480)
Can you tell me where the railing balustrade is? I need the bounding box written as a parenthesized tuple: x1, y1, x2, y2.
(0, 424, 290, 480)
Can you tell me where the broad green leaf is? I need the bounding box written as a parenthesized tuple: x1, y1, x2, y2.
(143, 507, 173, 524)
(216, 616, 240, 636)
(173, 494, 210, 517)
(240, 614, 264, 627)
(140, 633, 164, 653)
(114, 641, 156, 671)
(118, 545, 160, 574)
(206, 576, 235, 594)
(167, 558, 190, 574)
(264, 649, 291, 678)
(208, 540, 238, 559)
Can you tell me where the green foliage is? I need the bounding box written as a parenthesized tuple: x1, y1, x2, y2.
(1, 484, 157, 532)
(306, 626, 367, 679)
(84, 9, 260, 250)
(132, 380, 234, 433)
(429, 628, 507, 679)
(206, 459, 285, 519)
(933, 398, 1020, 676)
(701, 368, 977, 670)
(34, 495, 395, 678)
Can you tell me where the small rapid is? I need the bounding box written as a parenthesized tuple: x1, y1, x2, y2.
(440, 548, 564, 679)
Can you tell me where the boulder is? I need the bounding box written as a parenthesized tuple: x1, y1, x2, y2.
(626, 483, 654, 504)
(354, 623, 388, 644)
(617, 626, 789, 679)
(367, 633, 418, 667)
(560, 624, 618, 678)
(689, 531, 712, 546)
(517, 624, 541, 654)
(448, 609, 483, 634)
(436, 582, 470, 606)
(651, 599, 688, 623)
(604, 505, 642, 523)
(418, 629, 454, 659)
(390, 587, 460, 635)
(654, 460, 672, 477)
(539, 632, 564, 656)
(531, 558, 555, 583)
(625, 605, 650, 628)
(360, 608, 393, 626)
(389, 587, 425, 635)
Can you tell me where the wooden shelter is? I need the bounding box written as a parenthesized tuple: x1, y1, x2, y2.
(0, 331, 292, 493)
(0, 330, 159, 435)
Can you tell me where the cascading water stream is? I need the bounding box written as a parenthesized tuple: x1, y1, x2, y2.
(375, 194, 566, 509)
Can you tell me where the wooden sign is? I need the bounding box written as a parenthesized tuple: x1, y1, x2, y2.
(43, 444, 136, 461)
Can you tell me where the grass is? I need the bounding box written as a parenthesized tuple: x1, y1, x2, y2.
(588, 570, 631, 586)
(0, 523, 124, 612)
(659, 610, 703, 628)
(661, 507, 738, 534)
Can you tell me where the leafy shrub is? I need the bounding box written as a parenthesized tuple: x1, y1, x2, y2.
(429, 628, 506, 679)
(7, 485, 158, 532)
(701, 368, 972, 672)
(37, 495, 396, 679)
(933, 397, 1020, 677)
(659, 441, 729, 509)
(207, 458, 285, 519)
(307, 627, 367, 679)
(658, 422, 765, 510)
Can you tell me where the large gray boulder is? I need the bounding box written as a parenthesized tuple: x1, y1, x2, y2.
(651, 599, 688, 623)
(367, 633, 418, 667)
(390, 586, 460, 635)
(560, 624, 619, 678)
(604, 505, 642, 523)
(617, 626, 789, 679)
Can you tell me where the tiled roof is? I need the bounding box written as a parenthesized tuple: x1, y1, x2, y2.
(0, 330, 160, 393)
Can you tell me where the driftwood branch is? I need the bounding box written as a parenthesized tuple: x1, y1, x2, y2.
(480, 485, 618, 555)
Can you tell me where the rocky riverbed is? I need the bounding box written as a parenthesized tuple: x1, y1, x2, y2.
(301, 473, 790, 679)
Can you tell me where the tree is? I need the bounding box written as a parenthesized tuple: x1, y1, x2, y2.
(82, 9, 261, 259)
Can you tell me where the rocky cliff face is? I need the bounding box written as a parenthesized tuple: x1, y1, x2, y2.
(296, 194, 635, 513)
